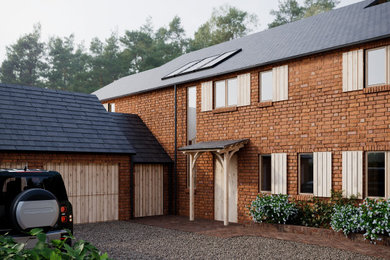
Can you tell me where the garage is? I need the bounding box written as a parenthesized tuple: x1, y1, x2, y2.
(44, 162, 119, 224)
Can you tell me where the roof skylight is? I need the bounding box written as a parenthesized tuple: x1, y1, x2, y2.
(162, 49, 241, 80)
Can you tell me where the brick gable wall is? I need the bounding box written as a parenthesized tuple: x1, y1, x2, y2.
(103, 38, 390, 223)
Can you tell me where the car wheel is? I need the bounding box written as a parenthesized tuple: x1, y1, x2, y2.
(10, 188, 59, 232)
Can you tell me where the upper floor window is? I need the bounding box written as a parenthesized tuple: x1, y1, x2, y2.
(260, 71, 273, 102)
(366, 47, 387, 87)
(214, 78, 237, 108)
(103, 103, 115, 112)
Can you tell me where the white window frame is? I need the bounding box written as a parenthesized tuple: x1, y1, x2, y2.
(299, 153, 314, 195)
(213, 78, 237, 108)
(365, 46, 389, 87)
(259, 70, 273, 102)
(259, 154, 272, 193)
(366, 151, 389, 199)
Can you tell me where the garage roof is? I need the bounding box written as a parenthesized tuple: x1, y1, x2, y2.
(0, 83, 135, 154)
(112, 113, 172, 163)
(93, 0, 390, 101)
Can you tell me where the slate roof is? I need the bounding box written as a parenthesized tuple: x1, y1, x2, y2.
(0, 83, 135, 154)
(111, 113, 172, 163)
(179, 139, 249, 152)
(93, 0, 390, 101)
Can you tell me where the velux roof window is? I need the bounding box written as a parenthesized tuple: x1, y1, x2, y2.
(162, 49, 241, 80)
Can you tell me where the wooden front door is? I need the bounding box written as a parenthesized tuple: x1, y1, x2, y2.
(214, 154, 238, 223)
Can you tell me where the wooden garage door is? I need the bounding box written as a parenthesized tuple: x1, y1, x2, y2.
(134, 164, 163, 217)
(44, 162, 119, 224)
(0, 162, 27, 169)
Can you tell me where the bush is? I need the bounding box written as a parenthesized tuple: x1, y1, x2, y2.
(359, 198, 390, 241)
(331, 204, 361, 236)
(295, 197, 334, 228)
(249, 194, 298, 224)
(0, 228, 110, 260)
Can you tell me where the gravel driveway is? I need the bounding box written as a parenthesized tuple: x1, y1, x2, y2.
(75, 221, 377, 259)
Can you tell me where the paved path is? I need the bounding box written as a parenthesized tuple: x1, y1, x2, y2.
(74, 219, 383, 259)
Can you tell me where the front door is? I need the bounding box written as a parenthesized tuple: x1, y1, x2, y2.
(214, 154, 238, 223)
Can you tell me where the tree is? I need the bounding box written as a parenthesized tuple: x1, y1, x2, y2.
(0, 24, 46, 86)
(189, 5, 258, 51)
(120, 16, 188, 73)
(268, 0, 340, 28)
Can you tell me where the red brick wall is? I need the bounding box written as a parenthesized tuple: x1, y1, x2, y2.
(0, 152, 132, 221)
(103, 38, 390, 223)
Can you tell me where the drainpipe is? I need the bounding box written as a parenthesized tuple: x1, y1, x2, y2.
(174, 84, 178, 215)
(130, 159, 134, 219)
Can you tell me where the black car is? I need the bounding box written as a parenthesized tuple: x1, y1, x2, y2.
(0, 169, 73, 246)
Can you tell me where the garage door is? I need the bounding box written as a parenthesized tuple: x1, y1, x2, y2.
(134, 164, 163, 217)
(44, 162, 119, 224)
(0, 162, 27, 169)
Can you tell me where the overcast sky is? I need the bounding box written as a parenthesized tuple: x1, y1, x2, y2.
(0, 0, 361, 62)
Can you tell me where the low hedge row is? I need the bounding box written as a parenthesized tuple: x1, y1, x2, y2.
(0, 228, 110, 260)
(249, 193, 390, 242)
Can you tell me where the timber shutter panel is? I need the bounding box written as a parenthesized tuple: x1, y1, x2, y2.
(271, 153, 287, 194)
(313, 152, 332, 197)
(237, 73, 251, 106)
(201, 81, 213, 111)
(342, 49, 363, 92)
(342, 151, 363, 199)
(272, 65, 288, 101)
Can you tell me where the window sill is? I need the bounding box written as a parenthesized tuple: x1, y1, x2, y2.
(213, 106, 238, 114)
(257, 101, 273, 108)
(364, 84, 390, 94)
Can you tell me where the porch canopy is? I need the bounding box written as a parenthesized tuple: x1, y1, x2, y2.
(179, 139, 249, 226)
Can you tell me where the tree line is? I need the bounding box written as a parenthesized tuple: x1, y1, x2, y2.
(0, 0, 339, 94)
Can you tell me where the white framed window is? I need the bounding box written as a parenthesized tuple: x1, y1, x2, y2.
(103, 103, 115, 112)
(214, 78, 237, 108)
(259, 154, 271, 192)
(366, 47, 387, 87)
(299, 153, 313, 194)
(366, 152, 389, 198)
(260, 70, 273, 102)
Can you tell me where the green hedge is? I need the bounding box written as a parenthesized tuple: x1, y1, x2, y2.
(0, 228, 111, 260)
(250, 193, 390, 242)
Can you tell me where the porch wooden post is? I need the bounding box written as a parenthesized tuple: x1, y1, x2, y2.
(189, 153, 194, 221)
(223, 152, 229, 226)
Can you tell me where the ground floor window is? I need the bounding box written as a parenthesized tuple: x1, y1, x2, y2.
(259, 155, 271, 192)
(299, 153, 313, 194)
(367, 152, 386, 198)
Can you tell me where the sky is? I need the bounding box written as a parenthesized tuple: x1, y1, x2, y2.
(0, 0, 362, 63)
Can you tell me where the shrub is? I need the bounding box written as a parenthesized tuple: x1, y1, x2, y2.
(0, 228, 110, 260)
(249, 194, 298, 224)
(295, 198, 334, 228)
(330, 204, 361, 236)
(359, 198, 390, 241)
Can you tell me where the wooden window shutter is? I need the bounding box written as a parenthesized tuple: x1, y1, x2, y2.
(272, 65, 288, 101)
(313, 152, 332, 197)
(342, 49, 363, 92)
(103, 103, 108, 111)
(271, 153, 287, 194)
(342, 151, 363, 199)
(111, 103, 115, 112)
(201, 81, 213, 111)
(237, 73, 251, 106)
(388, 46, 390, 84)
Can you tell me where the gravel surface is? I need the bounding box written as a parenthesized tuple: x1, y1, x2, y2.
(75, 221, 377, 260)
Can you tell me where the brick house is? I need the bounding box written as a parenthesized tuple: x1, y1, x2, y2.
(0, 84, 172, 223)
(93, 0, 390, 225)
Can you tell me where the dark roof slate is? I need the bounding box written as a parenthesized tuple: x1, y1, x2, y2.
(93, 0, 390, 101)
(0, 83, 135, 154)
(111, 113, 172, 163)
